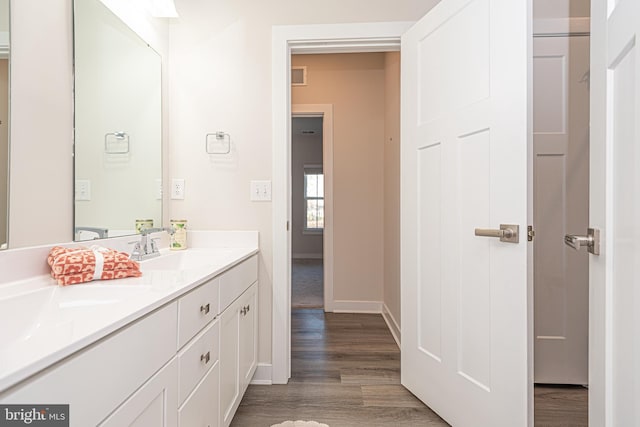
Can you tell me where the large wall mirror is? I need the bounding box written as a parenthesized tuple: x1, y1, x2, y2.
(0, 0, 8, 250)
(74, 0, 162, 241)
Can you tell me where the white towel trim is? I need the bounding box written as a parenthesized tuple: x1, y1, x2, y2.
(91, 246, 109, 281)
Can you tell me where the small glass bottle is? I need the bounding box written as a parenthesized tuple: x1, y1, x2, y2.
(170, 219, 187, 250)
(135, 219, 154, 234)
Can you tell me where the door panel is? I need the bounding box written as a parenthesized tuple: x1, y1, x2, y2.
(590, 0, 640, 425)
(533, 35, 590, 385)
(458, 129, 491, 390)
(418, 145, 442, 360)
(610, 33, 638, 427)
(401, 0, 530, 425)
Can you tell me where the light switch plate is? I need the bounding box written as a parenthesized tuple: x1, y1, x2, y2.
(75, 180, 91, 201)
(250, 180, 272, 201)
(171, 178, 185, 200)
(155, 179, 163, 200)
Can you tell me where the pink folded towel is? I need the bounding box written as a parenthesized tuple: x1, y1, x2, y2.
(47, 246, 142, 286)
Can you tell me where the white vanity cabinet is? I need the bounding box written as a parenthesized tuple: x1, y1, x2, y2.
(220, 282, 258, 427)
(238, 283, 258, 393)
(0, 251, 259, 427)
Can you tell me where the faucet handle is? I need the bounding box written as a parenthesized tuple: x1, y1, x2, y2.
(150, 237, 161, 253)
(128, 241, 142, 259)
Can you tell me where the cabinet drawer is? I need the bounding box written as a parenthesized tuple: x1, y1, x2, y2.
(178, 277, 219, 348)
(219, 255, 257, 311)
(178, 319, 219, 405)
(179, 361, 219, 427)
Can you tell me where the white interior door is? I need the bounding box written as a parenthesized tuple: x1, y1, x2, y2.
(400, 0, 530, 426)
(589, 0, 640, 425)
(533, 34, 590, 385)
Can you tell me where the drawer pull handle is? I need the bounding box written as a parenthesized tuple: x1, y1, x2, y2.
(201, 351, 211, 364)
(200, 303, 210, 315)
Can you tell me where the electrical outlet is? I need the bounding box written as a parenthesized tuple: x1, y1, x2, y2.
(250, 180, 272, 201)
(171, 178, 185, 200)
(75, 180, 91, 201)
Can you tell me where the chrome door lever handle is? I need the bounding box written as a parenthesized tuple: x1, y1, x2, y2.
(564, 228, 600, 255)
(474, 224, 519, 243)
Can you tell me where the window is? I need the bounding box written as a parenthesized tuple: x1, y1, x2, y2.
(304, 165, 324, 231)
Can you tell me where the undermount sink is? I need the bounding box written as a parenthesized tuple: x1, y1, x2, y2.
(139, 248, 235, 271)
(0, 284, 151, 346)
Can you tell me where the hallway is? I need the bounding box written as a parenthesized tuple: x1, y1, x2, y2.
(291, 259, 324, 309)
(231, 309, 447, 426)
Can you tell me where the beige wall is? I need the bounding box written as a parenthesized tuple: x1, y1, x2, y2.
(383, 52, 401, 329)
(533, 0, 590, 18)
(292, 53, 386, 303)
(169, 0, 436, 366)
(291, 119, 323, 258)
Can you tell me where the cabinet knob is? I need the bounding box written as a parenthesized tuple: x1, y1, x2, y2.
(201, 351, 211, 364)
(200, 303, 210, 315)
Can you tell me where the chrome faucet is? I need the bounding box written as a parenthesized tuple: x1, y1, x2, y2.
(75, 226, 109, 239)
(130, 227, 174, 261)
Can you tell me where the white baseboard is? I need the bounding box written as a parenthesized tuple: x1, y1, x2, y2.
(292, 253, 323, 259)
(382, 304, 401, 348)
(250, 363, 273, 385)
(331, 300, 383, 314)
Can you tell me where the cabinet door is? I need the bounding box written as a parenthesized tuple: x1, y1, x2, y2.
(219, 301, 240, 427)
(179, 362, 219, 427)
(239, 283, 257, 391)
(99, 358, 178, 427)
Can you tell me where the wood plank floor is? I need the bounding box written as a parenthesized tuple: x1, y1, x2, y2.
(231, 309, 588, 427)
(534, 385, 588, 427)
(231, 309, 447, 426)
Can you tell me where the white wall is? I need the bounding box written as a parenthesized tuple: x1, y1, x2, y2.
(7, 0, 169, 248)
(169, 0, 435, 366)
(9, 0, 74, 247)
(291, 118, 323, 258)
(0, 0, 7, 32)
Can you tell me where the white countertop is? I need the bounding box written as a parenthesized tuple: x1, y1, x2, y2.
(0, 232, 258, 393)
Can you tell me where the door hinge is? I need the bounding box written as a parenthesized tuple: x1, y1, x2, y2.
(286, 221, 290, 231)
(527, 225, 535, 242)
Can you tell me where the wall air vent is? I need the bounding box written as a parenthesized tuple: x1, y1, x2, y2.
(291, 66, 307, 86)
